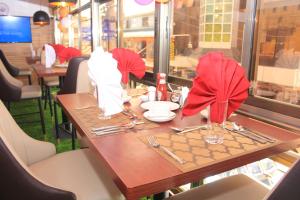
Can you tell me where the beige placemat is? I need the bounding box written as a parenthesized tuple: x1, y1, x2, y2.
(72, 107, 159, 137)
(139, 127, 279, 172)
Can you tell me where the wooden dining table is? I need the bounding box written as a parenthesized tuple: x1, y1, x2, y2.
(32, 63, 67, 88)
(57, 92, 300, 200)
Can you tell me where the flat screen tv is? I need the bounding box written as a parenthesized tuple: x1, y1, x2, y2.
(0, 16, 32, 43)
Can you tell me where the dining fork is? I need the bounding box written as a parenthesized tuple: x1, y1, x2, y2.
(147, 135, 185, 164)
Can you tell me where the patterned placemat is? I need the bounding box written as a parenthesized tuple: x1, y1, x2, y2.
(127, 88, 147, 97)
(72, 107, 159, 137)
(139, 126, 279, 172)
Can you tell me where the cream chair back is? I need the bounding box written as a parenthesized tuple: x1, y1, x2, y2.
(0, 59, 23, 88)
(0, 123, 75, 200)
(0, 100, 51, 165)
(76, 60, 93, 94)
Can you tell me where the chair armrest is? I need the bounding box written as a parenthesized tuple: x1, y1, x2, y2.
(8, 64, 20, 77)
(0, 71, 21, 101)
(25, 138, 56, 165)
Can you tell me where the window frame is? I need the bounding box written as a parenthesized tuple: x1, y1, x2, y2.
(163, 0, 300, 129)
(74, 0, 300, 129)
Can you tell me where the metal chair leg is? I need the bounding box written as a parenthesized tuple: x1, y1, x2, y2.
(53, 101, 60, 140)
(47, 88, 53, 116)
(27, 75, 32, 85)
(38, 98, 46, 134)
(44, 86, 48, 110)
(71, 124, 76, 150)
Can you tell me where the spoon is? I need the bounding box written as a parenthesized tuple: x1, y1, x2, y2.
(171, 125, 207, 134)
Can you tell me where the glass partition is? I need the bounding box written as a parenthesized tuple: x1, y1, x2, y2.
(72, 14, 80, 49)
(80, 8, 92, 55)
(252, 0, 300, 107)
(169, 0, 247, 80)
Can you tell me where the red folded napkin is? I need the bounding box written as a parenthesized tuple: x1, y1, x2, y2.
(58, 47, 81, 63)
(111, 48, 146, 84)
(49, 44, 66, 56)
(182, 52, 249, 123)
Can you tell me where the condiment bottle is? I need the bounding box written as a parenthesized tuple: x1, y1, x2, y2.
(156, 73, 167, 101)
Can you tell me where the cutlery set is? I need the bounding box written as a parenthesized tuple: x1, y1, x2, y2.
(227, 122, 276, 144)
(92, 106, 274, 164)
(91, 121, 144, 135)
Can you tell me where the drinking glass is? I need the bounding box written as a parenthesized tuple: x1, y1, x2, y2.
(204, 101, 228, 144)
(170, 89, 182, 103)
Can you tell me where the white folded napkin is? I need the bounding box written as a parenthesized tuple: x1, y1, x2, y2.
(180, 86, 189, 107)
(44, 44, 56, 68)
(30, 44, 36, 58)
(88, 47, 123, 116)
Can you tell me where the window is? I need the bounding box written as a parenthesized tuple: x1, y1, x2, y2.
(252, 0, 300, 108)
(98, 0, 117, 51)
(120, 0, 155, 73)
(169, 0, 246, 80)
(79, 8, 92, 55)
(72, 14, 80, 49)
(80, 0, 90, 6)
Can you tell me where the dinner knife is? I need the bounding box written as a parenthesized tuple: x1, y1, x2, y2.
(225, 128, 267, 144)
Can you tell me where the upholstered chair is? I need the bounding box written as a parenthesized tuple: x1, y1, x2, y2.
(0, 100, 124, 200)
(53, 56, 92, 148)
(0, 49, 32, 85)
(166, 157, 300, 200)
(0, 58, 45, 134)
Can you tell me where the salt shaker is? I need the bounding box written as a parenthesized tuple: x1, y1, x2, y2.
(148, 86, 156, 101)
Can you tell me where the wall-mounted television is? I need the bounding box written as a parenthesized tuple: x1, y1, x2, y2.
(0, 16, 32, 43)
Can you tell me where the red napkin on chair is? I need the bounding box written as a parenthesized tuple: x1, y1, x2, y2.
(182, 52, 250, 123)
(58, 47, 81, 63)
(111, 48, 146, 84)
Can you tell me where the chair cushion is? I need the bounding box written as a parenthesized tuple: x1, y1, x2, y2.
(19, 69, 32, 76)
(29, 149, 124, 200)
(44, 77, 59, 87)
(76, 131, 89, 148)
(166, 174, 269, 200)
(21, 85, 42, 99)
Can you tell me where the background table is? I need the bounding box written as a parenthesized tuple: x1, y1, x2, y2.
(57, 93, 300, 200)
(32, 63, 67, 88)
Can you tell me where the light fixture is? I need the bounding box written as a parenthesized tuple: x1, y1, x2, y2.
(155, 0, 169, 3)
(33, 10, 50, 26)
(48, 0, 77, 7)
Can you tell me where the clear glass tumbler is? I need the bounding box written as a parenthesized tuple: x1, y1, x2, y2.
(204, 101, 228, 144)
